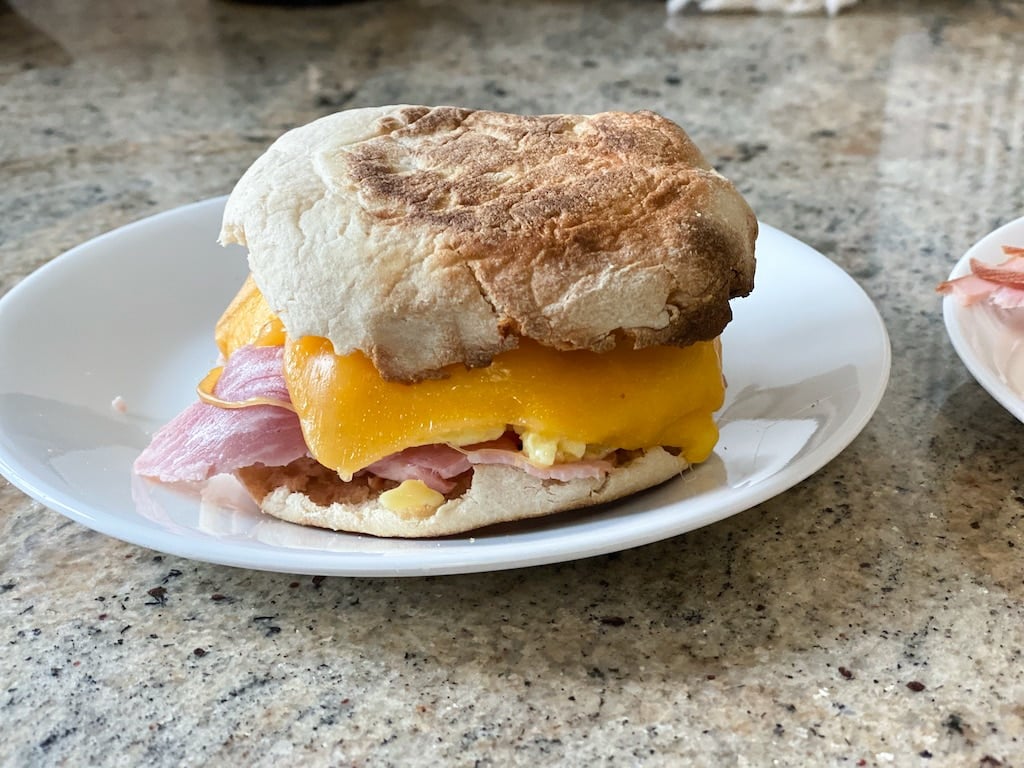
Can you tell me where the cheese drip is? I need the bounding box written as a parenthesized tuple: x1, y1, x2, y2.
(216, 276, 725, 480)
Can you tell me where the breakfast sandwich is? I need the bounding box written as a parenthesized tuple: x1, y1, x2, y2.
(134, 105, 757, 537)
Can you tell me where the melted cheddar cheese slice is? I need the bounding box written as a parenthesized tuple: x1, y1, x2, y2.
(216, 277, 725, 480)
(216, 274, 285, 355)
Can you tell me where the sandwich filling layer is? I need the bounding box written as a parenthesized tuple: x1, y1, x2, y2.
(135, 273, 726, 514)
(217, 275, 724, 481)
(133, 107, 758, 534)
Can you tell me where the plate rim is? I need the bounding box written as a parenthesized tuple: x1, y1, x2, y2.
(0, 197, 892, 576)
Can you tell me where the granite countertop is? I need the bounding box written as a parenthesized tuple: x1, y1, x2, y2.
(2, 0, 1023, 764)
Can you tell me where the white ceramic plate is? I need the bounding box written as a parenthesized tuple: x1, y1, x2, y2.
(942, 216, 1024, 423)
(0, 198, 890, 576)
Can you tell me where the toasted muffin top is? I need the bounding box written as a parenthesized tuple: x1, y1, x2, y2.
(221, 105, 757, 382)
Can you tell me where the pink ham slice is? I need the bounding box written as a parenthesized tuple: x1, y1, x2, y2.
(454, 431, 614, 481)
(938, 250, 1024, 306)
(135, 347, 616, 490)
(463, 446, 613, 481)
(971, 255, 1024, 285)
(133, 345, 308, 482)
(364, 445, 471, 494)
(363, 433, 614, 493)
(990, 285, 1024, 309)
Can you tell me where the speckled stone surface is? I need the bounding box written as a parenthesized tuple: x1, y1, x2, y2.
(2, 0, 1024, 765)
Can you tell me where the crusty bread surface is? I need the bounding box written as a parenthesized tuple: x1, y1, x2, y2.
(221, 105, 757, 382)
(236, 448, 687, 538)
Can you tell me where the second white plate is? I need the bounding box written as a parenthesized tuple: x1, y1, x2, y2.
(942, 215, 1024, 423)
(0, 198, 891, 576)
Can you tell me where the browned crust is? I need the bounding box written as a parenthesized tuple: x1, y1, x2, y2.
(353, 108, 756, 360)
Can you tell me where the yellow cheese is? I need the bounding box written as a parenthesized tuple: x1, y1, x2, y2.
(520, 433, 587, 466)
(215, 276, 725, 479)
(285, 336, 722, 479)
(379, 480, 446, 517)
(216, 275, 285, 357)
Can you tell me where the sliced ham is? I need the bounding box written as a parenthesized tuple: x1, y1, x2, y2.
(463, 446, 613, 481)
(136, 347, 616, 489)
(133, 345, 307, 482)
(991, 285, 1024, 309)
(360, 433, 614, 492)
(458, 432, 613, 482)
(937, 273, 1004, 305)
(970, 256, 1024, 286)
(210, 343, 293, 403)
(938, 251, 1024, 306)
(364, 444, 471, 494)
